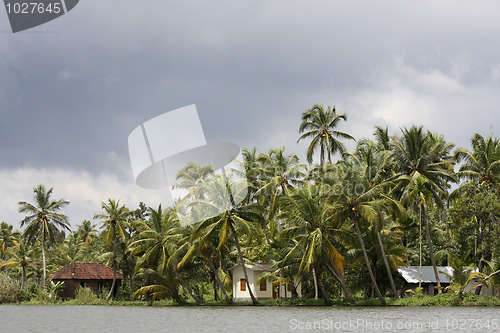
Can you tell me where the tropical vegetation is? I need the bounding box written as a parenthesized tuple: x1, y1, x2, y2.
(1, 105, 499, 306)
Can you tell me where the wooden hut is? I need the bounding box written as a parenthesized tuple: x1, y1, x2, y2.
(49, 262, 122, 299)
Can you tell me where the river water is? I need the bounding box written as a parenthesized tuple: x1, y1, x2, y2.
(1, 305, 499, 332)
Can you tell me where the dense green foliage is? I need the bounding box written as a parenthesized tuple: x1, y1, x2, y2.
(0, 273, 18, 303)
(1, 106, 499, 306)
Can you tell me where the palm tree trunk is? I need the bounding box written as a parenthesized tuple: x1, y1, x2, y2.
(419, 205, 423, 289)
(476, 218, 486, 295)
(207, 255, 231, 304)
(106, 246, 117, 301)
(3, 255, 8, 275)
(230, 223, 258, 305)
(314, 264, 329, 304)
(106, 226, 117, 302)
(21, 266, 26, 291)
(376, 229, 399, 298)
(422, 204, 441, 293)
(212, 275, 219, 301)
(106, 270, 117, 301)
(41, 241, 46, 286)
(291, 281, 299, 299)
(322, 248, 355, 304)
(353, 216, 386, 306)
(312, 267, 319, 299)
(320, 145, 325, 166)
(172, 263, 202, 305)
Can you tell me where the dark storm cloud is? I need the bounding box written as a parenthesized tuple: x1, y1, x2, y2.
(1, 0, 500, 187)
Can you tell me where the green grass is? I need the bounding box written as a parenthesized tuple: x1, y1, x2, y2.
(8, 292, 500, 307)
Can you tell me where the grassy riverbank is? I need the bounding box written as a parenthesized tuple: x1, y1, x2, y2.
(8, 292, 500, 307)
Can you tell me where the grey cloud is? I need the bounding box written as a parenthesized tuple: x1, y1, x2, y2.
(1, 0, 500, 180)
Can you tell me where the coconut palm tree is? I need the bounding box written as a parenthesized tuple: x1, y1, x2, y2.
(94, 199, 129, 301)
(0, 222, 20, 274)
(18, 184, 70, 285)
(190, 174, 264, 305)
(480, 259, 500, 296)
(441, 253, 476, 301)
(256, 147, 305, 221)
(0, 241, 38, 290)
(391, 126, 456, 293)
(175, 161, 215, 201)
(400, 175, 433, 289)
(129, 205, 202, 304)
(75, 220, 98, 248)
(344, 139, 405, 298)
(178, 230, 232, 304)
(453, 132, 500, 290)
(239, 147, 266, 205)
(194, 205, 264, 305)
(298, 104, 354, 166)
(454, 133, 500, 188)
(278, 183, 355, 304)
(329, 161, 393, 305)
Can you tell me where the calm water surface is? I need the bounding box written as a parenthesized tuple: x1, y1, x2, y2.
(1, 305, 499, 332)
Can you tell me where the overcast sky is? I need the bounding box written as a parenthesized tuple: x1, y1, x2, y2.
(1, 1, 500, 231)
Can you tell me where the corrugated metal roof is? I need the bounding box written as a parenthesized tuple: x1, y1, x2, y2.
(397, 266, 452, 284)
(49, 262, 123, 280)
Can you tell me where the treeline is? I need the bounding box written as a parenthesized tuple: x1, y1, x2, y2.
(1, 104, 500, 305)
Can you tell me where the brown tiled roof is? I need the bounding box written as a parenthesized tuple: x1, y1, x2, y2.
(49, 262, 123, 280)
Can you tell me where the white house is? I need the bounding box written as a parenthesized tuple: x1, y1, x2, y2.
(231, 263, 302, 302)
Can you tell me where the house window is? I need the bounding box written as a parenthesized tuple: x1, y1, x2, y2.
(260, 279, 267, 291)
(240, 279, 246, 291)
(80, 281, 85, 288)
(287, 283, 292, 292)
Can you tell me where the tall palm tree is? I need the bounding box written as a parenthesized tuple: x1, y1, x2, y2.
(400, 175, 433, 289)
(373, 126, 392, 151)
(174, 161, 215, 202)
(190, 174, 264, 305)
(453, 133, 500, 284)
(391, 126, 456, 293)
(329, 161, 392, 305)
(278, 183, 355, 304)
(239, 147, 266, 205)
(94, 199, 129, 301)
(178, 217, 233, 304)
(75, 220, 98, 249)
(256, 147, 305, 221)
(454, 133, 500, 188)
(18, 184, 70, 285)
(344, 139, 404, 298)
(129, 205, 202, 305)
(298, 104, 354, 165)
(0, 241, 38, 290)
(0, 222, 20, 273)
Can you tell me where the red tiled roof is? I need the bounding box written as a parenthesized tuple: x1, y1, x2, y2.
(49, 262, 123, 280)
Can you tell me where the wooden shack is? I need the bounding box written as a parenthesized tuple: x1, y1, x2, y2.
(49, 262, 122, 299)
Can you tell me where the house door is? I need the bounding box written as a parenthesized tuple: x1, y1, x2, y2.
(272, 285, 280, 299)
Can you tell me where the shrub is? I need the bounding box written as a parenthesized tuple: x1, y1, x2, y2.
(0, 273, 19, 304)
(73, 286, 101, 304)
